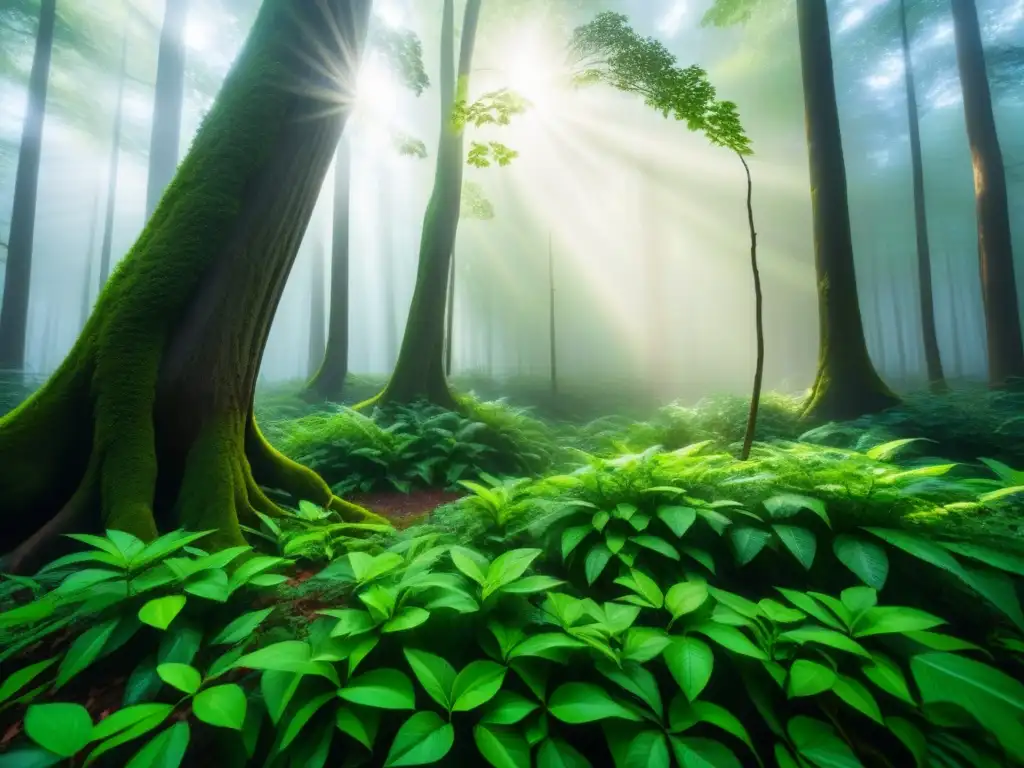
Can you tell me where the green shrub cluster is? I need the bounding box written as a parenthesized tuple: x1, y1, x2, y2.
(2, 438, 1023, 767)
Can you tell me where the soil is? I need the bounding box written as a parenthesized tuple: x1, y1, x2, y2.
(348, 489, 463, 528)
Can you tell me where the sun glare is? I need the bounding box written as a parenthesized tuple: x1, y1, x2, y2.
(356, 54, 400, 125)
(184, 16, 211, 51)
(375, 0, 406, 29)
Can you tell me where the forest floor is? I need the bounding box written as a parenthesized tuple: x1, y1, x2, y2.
(347, 489, 463, 528)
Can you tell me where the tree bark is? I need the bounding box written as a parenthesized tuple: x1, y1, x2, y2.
(444, 251, 455, 376)
(900, 0, 945, 391)
(0, 0, 382, 574)
(0, 0, 56, 372)
(950, 0, 1024, 386)
(307, 241, 326, 380)
(80, 187, 101, 332)
(797, 0, 899, 422)
(145, 0, 189, 220)
(370, 0, 482, 408)
(549, 230, 558, 396)
(380, 171, 398, 370)
(306, 138, 352, 401)
(99, 12, 130, 287)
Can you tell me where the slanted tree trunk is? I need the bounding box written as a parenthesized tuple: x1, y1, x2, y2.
(370, 0, 482, 408)
(0, 0, 56, 372)
(950, 0, 1024, 386)
(306, 138, 352, 401)
(0, 0, 381, 575)
(900, 0, 945, 391)
(145, 0, 189, 219)
(797, 0, 899, 422)
(99, 14, 130, 286)
(307, 242, 326, 380)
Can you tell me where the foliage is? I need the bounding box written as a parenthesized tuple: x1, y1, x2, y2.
(461, 181, 495, 220)
(568, 12, 751, 155)
(370, 24, 430, 96)
(2, 437, 1024, 766)
(454, 88, 530, 168)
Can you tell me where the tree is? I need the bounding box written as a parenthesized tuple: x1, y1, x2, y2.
(144, 0, 189, 219)
(307, 240, 326, 380)
(0, 0, 56, 372)
(98, 1, 130, 287)
(950, 0, 1024, 386)
(704, 0, 898, 421)
(0, 0, 381, 574)
(898, 0, 945, 391)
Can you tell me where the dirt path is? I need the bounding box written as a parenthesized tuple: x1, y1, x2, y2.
(347, 489, 463, 527)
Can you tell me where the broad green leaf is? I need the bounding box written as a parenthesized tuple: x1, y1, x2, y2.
(624, 729, 670, 767)
(787, 716, 862, 768)
(787, 660, 837, 698)
(0, 658, 57, 705)
(210, 608, 274, 645)
(83, 710, 169, 766)
(757, 599, 805, 623)
(606, 529, 628, 555)
(861, 653, 915, 705)
(779, 627, 870, 658)
(775, 589, 845, 631)
(335, 705, 380, 751)
(323, 608, 377, 638)
(474, 724, 531, 768)
(905, 630, 986, 653)
(339, 668, 416, 710)
(729, 526, 771, 565)
(585, 544, 613, 585)
(349, 551, 404, 584)
(681, 546, 715, 574)
(233, 641, 338, 684)
(772, 525, 816, 569)
(833, 535, 888, 590)
(562, 526, 592, 560)
(692, 623, 767, 660)
(623, 569, 664, 608)
(884, 717, 927, 768)
(383, 607, 431, 633)
(124, 722, 190, 768)
(57, 618, 119, 688)
(689, 701, 756, 754)
(665, 582, 709, 619)
(634, 535, 679, 560)
(597, 660, 662, 716)
(156, 663, 201, 695)
(537, 737, 592, 768)
(622, 628, 671, 663)
(452, 660, 506, 711)
(91, 704, 174, 741)
(24, 703, 93, 757)
(359, 585, 397, 622)
(509, 633, 585, 661)
(500, 575, 565, 595)
(192, 684, 246, 730)
(404, 648, 456, 710)
(480, 691, 540, 725)
(138, 596, 187, 630)
(384, 711, 455, 767)
(593, 510, 611, 532)
(853, 606, 945, 637)
(764, 494, 829, 527)
(450, 546, 489, 585)
(939, 540, 1024, 577)
(279, 691, 335, 750)
(839, 587, 877, 618)
(261, 671, 302, 725)
(831, 675, 882, 723)
(707, 588, 760, 619)
(657, 506, 697, 537)
(484, 549, 543, 599)
(866, 437, 927, 461)
(669, 736, 742, 768)
(549, 683, 643, 723)
(664, 637, 714, 701)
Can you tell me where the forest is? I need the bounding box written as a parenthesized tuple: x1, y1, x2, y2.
(0, 0, 1022, 765)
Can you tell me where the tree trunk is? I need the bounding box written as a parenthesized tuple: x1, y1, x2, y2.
(80, 187, 102, 332)
(797, 0, 899, 422)
(950, 0, 1024, 386)
(899, 0, 945, 391)
(306, 138, 351, 401)
(380, 172, 398, 370)
(549, 230, 557, 396)
(371, 0, 482, 408)
(145, 0, 189, 220)
(307, 242, 326, 380)
(0, 0, 381, 575)
(0, 0, 56, 372)
(99, 15, 130, 286)
(445, 251, 455, 376)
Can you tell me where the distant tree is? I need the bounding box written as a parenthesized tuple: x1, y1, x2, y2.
(98, 2, 131, 287)
(307, 240, 326, 379)
(0, 0, 56, 372)
(949, 0, 1023, 386)
(0, 0, 380, 573)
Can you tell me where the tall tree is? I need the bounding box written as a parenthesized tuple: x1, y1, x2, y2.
(79, 186, 101, 331)
(0, 0, 381, 574)
(379, 169, 399, 369)
(0, 0, 57, 372)
(950, 0, 1023, 386)
(307, 241, 326, 380)
(144, 0, 189, 219)
(899, 0, 945, 391)
(548, 230, 558, 395)
(98, 4, 130, 286)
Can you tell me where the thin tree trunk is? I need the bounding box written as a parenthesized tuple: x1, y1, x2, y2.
(945, 249, 963, 378)
(80, 187, 102, 331)
(739, 154, 763, 461)
(307, 242, 326, 379)
(306, 138, 351, 400)
(99, 14, 130, 286)
(445, 251, 455, 376)
(798, 0, 899, 422)
(0, 0, 57, 371)
(900, 0, 945, 391)
(145, 0, 189, 220)
(950, 0, 1024, 386)
(890, 278, 908, 382)
(380, 172, 397, 370)
(549, 230, 558, 396)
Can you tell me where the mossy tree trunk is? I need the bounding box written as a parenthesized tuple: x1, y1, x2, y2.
(0, 0, 382, 574)
(950, 0, 1024, 387)
(306, 138, 352, 401)
(0, 0, 56, 372)
(145, 0, 189, 219)
(797, 0, 899, 423)
(371, 0, 482, 409)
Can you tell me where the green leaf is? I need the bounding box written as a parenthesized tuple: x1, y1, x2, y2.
(606, 529, 628, 555)
(773, 525, 816, 569)
(692, 623, 767, 660)
(853, 606, 945, 637)
(622, 628, 672, 663)
(621, 569, 664, 608)
(779, 627, 870, 658)
(279, 691, 335, 750)
(452, 660, 506, 711)
(24, 703, 93, 757)
(664, 636, 714, 701)
(403, 648, 456, 710)
(0, 658, 57, 705)
(757, 599, 805, 623)
(884, 717, 927, 768)
(57, 618, 119, 688)
(787, 660, 837, 698)
(598, 660, 662, 716)
(764, 494, 829, 526)
(689, 701, 756, 754)
(665, 582, 709, 619)
(210, 608, 274, 645)
(84, 710, 170, 766)
(787, 716, 862, 768)
(585, 544, 613, 585)
(939, 540, 1024, 577)
(537, 737, 592, 768)
(91, 704, 174, 741)
(561, 526, 591, 560)
(483, 549, 542, 598)
(325, 608, 377, 638)
(349, 551, 404, 584)
(632, 535, 679, 560)
(500, 575, 565, 595)
(775, 589, 845, 631)
(657, 506, 697, 537)
(548, 683, 644, 723)
(450, 546, 489, 585)
(623, 730, 670, 767)
(335, 705, 380, 751)
(192, 684, 246, 730)
(124, 722, 190, 768)
(474, 724, 531, 768)
(480, 691, 540, 725)
(156, 663, 201, 695)
(831, 675, 882, 723)
(233, 641, 338, 684)
(384, 711, 455, 767)
(340, 668, 416, 710)
(681, 546, 716, 574)
(593, 510, 611, 532)
(861, 653, 915, 704)
(833, 535, 888, 589)
(729, 526, 771, 565)
(138, 595, 187, 630)
(383, 607, 431, 633)
(668, 736, 742, 768)
(508, 633, 585, 661)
